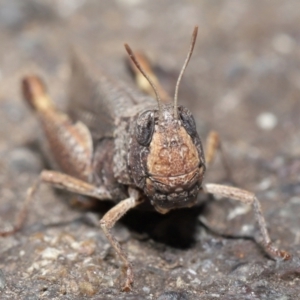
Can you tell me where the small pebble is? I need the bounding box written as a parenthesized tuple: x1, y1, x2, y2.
(241, 224, 254, 235)
(41, 247, 62, 260)
(143, 286, 150, 293)
(256, 112, 278, 130)
(257, 178, 272, 191)
(272, 33, 295, 54)
(176, 277, 185, 289)
(187, 269, 197, 275)
(227, 205, 250, 220)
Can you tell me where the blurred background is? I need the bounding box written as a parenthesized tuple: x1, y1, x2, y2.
(0, 1, 299, 299)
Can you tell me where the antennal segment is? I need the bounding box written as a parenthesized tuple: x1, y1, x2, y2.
(174, 26, 198, 119)
(124, 43, 163, 121)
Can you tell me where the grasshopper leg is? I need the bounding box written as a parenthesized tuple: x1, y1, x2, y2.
(0, 170, 112, 237)
(203, 183, 291, 261)
(99, 188, 142, 292)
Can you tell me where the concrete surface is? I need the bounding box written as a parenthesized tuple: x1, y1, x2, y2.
(0, 1, 300, 299)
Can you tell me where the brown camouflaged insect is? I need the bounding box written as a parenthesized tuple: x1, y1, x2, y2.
(0, 27, 290, 291)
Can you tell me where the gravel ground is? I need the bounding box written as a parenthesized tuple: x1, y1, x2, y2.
(0, 1, 300, 299)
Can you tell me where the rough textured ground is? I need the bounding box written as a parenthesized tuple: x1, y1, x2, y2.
(0, 1, 300, 299)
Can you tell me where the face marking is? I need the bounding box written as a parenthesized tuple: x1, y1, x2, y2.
(147, 123, 200, 178)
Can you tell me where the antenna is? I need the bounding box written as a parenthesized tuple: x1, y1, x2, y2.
(124, 43, 163, 121)
(174, 26, 198, 119)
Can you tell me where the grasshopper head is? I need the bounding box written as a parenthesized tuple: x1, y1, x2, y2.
(126, 26, 204, 213)
(134, 104, 205, 213)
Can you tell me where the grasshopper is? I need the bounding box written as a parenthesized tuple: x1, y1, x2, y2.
(0, 27, 290, 291)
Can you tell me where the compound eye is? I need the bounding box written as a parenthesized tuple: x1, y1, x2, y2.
(135, 110, 155, 146)
(178, 106, 197, 137)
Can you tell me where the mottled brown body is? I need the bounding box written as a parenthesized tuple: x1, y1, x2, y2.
(0, 27, 290, 292)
